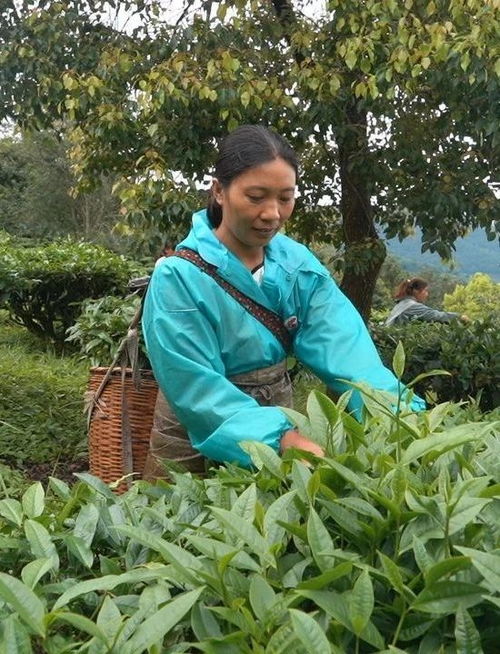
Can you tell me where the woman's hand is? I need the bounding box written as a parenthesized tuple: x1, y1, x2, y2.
(280, 429, 324, 457)
(460, 314, 471, 323)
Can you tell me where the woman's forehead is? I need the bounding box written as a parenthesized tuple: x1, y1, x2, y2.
(232, 158, 296, 188)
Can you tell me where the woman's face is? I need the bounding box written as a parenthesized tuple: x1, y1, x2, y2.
(212, 157, 296, 264)
(414, 286, 429, 302)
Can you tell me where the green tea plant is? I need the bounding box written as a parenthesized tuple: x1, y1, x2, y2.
(0, 238, 140, 346)
(0, 351, 499, 652)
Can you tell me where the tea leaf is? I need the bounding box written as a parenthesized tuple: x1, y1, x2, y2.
(21, 482, 44, 519)
(210, 507, 272, 565)
(289, 608, 331, 654)
(412, 581, 486, 614)
(349, 570, 374, 635)
(265, 621, 303, 653)
(454, 606, 483, 654)
(290, 460, 313, 503)
(232, 483, 257, 522)
(378, 552, 406, 596)
(297, 562, 352, 590)
(263, 490, 297, 547)
(241, 441, 284, 478)
(279, 407, 312, 437)
(0, 498, 23, 527)
(323, 459, 368, 496)
(52, 611, 109, 642)
(53, 567, 172, 609)
(20, 557, 53, 589)
(122, 588, 204, 654)
(116, 524, 203, 581)
(336, 497, 384, 522)
(0, 572, 45, 637)
(306, 391, 331, 448)
(449, 497, 491, 536)
(298, 590, 384, 648)
(191, 602, 222, 641)
(401, 424, 491, 464)
(249, 575, 276, 621)
(424, 556, 471, 586)
(97, 596, 123, 645)
(0, 614, 32, 654)
(48, 476, 71, 500)
(24, 519, 59, 571)
(455, 546, 500, 594)
(412, 536, 433, 574)
(187, 534, 260, 572)
(393, 341, 406, 379)
(307, 507, 335, 571)
(65, 535, 94, 569)
(73, 503, 100, 547)
(73, 472, 116, 500)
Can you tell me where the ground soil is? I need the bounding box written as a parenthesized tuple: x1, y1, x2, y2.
(19, 457, 89, 485)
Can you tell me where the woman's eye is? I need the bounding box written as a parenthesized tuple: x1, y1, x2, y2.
(248, 196, 264, 203)
(280, 196, 294, 203)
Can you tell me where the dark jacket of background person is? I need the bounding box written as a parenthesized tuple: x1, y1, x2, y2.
(385, 277, 465, 326)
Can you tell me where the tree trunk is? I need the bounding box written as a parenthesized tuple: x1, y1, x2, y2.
(337, 102, 386, 321)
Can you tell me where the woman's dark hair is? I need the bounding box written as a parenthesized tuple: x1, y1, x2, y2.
(207, 125, 299, 227)
(394, 277, 428, 300)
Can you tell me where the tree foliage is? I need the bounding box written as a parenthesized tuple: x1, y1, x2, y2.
(0, 133, 122, 243)
(443, 272, 500, 320)
(1, 0, 499, 316)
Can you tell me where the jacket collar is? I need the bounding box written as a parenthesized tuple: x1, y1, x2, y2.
(177, 209, 276, 309)
(178, 209, 307, 274)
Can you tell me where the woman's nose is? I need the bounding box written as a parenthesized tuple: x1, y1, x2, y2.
(261, 200, 280, 221)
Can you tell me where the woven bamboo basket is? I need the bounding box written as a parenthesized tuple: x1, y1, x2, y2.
(87, 367, 158, 492)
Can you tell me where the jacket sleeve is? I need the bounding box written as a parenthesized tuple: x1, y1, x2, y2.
(142, 264, 292, 468)
(403, 302, 461, 323)
(292, 272, 426, 418)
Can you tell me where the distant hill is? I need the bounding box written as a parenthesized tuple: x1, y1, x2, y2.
(387, 229, 499, 281)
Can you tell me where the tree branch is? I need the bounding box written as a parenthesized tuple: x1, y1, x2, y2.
(270, 0, 305, 65)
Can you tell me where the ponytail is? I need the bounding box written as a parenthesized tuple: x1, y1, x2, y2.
(394, 277, 428, 300)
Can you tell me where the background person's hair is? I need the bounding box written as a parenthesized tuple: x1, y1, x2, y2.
(207, 125, 299, 227)
(394, 277, 428, 300)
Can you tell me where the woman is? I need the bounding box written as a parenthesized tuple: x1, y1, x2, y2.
(385, 277, 469, 326)
(142, 125, 424, 479)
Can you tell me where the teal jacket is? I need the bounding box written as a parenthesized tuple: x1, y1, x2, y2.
(142, 209, 425, 467)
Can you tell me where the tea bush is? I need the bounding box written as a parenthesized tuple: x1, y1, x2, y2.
(0, 381, 499, 652)
(371, 317, 500, 411)
(0, 238, 141, 346)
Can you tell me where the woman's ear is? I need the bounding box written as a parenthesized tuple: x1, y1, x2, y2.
(212, 179, 224, 205)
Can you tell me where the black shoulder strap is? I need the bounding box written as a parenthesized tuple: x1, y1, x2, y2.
(172, 248, 292, 353)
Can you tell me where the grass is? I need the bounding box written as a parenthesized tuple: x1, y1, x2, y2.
(0, 313, 88, 468)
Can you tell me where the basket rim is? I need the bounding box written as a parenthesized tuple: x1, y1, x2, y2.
(89, 366, 156, 378)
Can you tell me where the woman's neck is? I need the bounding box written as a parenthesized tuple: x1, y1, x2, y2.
(213, 228, 264, 271)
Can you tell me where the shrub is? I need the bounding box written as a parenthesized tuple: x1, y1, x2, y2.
(371, 317, 500, 411)
(0, 385, 499, 652)
(0, 238, 141, 346)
